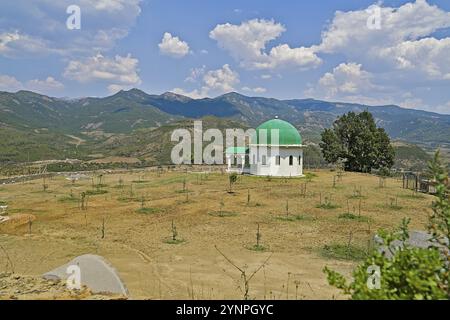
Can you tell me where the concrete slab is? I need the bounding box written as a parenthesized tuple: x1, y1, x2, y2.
(375, 230, 449, 259)
(43, 254, 128, 296)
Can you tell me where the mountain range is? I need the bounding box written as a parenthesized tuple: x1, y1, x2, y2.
(1, 88, 449, 164)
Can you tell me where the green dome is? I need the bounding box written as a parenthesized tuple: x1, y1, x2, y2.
(252, 118, 302, 145)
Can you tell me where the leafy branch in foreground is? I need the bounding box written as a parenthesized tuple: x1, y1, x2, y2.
(428, 151, 450, 255)
(324, 150, 449, 300)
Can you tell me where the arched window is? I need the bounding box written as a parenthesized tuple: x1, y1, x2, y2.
(275, 156, 280, 166)
(289, 156, 293, 166)
(262, 155, 267, 165)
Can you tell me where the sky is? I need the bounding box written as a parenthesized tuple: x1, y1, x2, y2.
(1, 0, 450, 114)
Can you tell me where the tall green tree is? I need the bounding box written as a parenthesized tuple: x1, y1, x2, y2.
(320, 111, 395, 172)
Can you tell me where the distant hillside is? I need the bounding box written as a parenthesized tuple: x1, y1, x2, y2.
(392, 142, 433, 171)
(0, 90, 180, 134)
(91, 116, 250, 165)
(0, 124, 85, 163)
(1, 88, 449, 165)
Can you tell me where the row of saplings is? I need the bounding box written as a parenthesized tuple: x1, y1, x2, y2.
(325, 151, 450, 300)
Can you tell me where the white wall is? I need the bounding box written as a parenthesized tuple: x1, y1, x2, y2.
(249, 146, 303, 177)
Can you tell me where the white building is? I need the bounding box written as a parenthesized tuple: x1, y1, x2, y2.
(226, 118, 304, 177)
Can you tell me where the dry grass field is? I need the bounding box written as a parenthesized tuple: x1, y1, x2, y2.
(0, 169, 435, 299)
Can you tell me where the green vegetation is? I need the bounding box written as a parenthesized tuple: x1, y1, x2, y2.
(58, 195, 79, 203)
(131, 180, 150, 184)
(324, 219, 447, 299)
(316, 195, 339, 210)
(338, 213, 370, 222)
(348, 186, 365, 199)
(398, 191, 426, 200)
(303, 172, 317, 181)
(228, 173, 238, 193)
(276, 214, 313, 222)
(85, 189, 108, 196)
(164, 238, 185, 245)
(303, 145, 327, 168)
(209, 211, 238, 218)
(246, 223, 267, 252)
(136, 207, 163, 214)
(379, 197, 403, 210)
(247, 244, 267, 252)
(394, 143, 432, 171)
(0, 127, 86, 163)
(164, 220, 185, 244)
(320, 244, 367, 261)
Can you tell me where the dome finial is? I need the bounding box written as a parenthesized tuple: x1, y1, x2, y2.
(275, 115, 279, 119)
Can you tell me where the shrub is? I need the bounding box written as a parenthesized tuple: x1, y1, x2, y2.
(339, 213, 370, 222)
(136, 207, 162, 214)
(247, 223, 267, 252)
(316, 194, 339, 210)
(85, 189, 108, 196)
(324, 221, 447, 299)
(229, 173, 238, 193)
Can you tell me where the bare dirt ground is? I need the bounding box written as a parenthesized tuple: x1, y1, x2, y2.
(0, 273, 123, 300)
(0, 169, 434, 300)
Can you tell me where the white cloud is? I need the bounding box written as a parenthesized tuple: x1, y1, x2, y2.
(172, 88, 208, 99)
(185, 66, 206, 83)
(307, 62, 443, 110)
(318, 0, 450, 54)
(398, 96, 425, 109)
(107, 84, 129, 94)
(261, 74, 272, 80)
(172, 64, 240, 98)
(432, 101, 450, 114)
(319, 63, 375, 96)
(264, 44, 321, 70)
(26, 77, 64, 92)
(211, 19, 284, 64)
(378, 38, 450, 80)
(317, 0, 450, 79)
(159, 32, 190, 58)
(63, 53, 141, 91)
(80, 0, 140, 12)
(242, 86, 267, 94)
(307, 63, 383, 103)
(303, 1, 450, 113)
(0, 31, 52, 57)
(210, 19, 321, 70)
(0, 0, 142, 57)
(0, 75, 23, 92)
(0, 74, 64, 95)
(203, 64, 239, 92)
